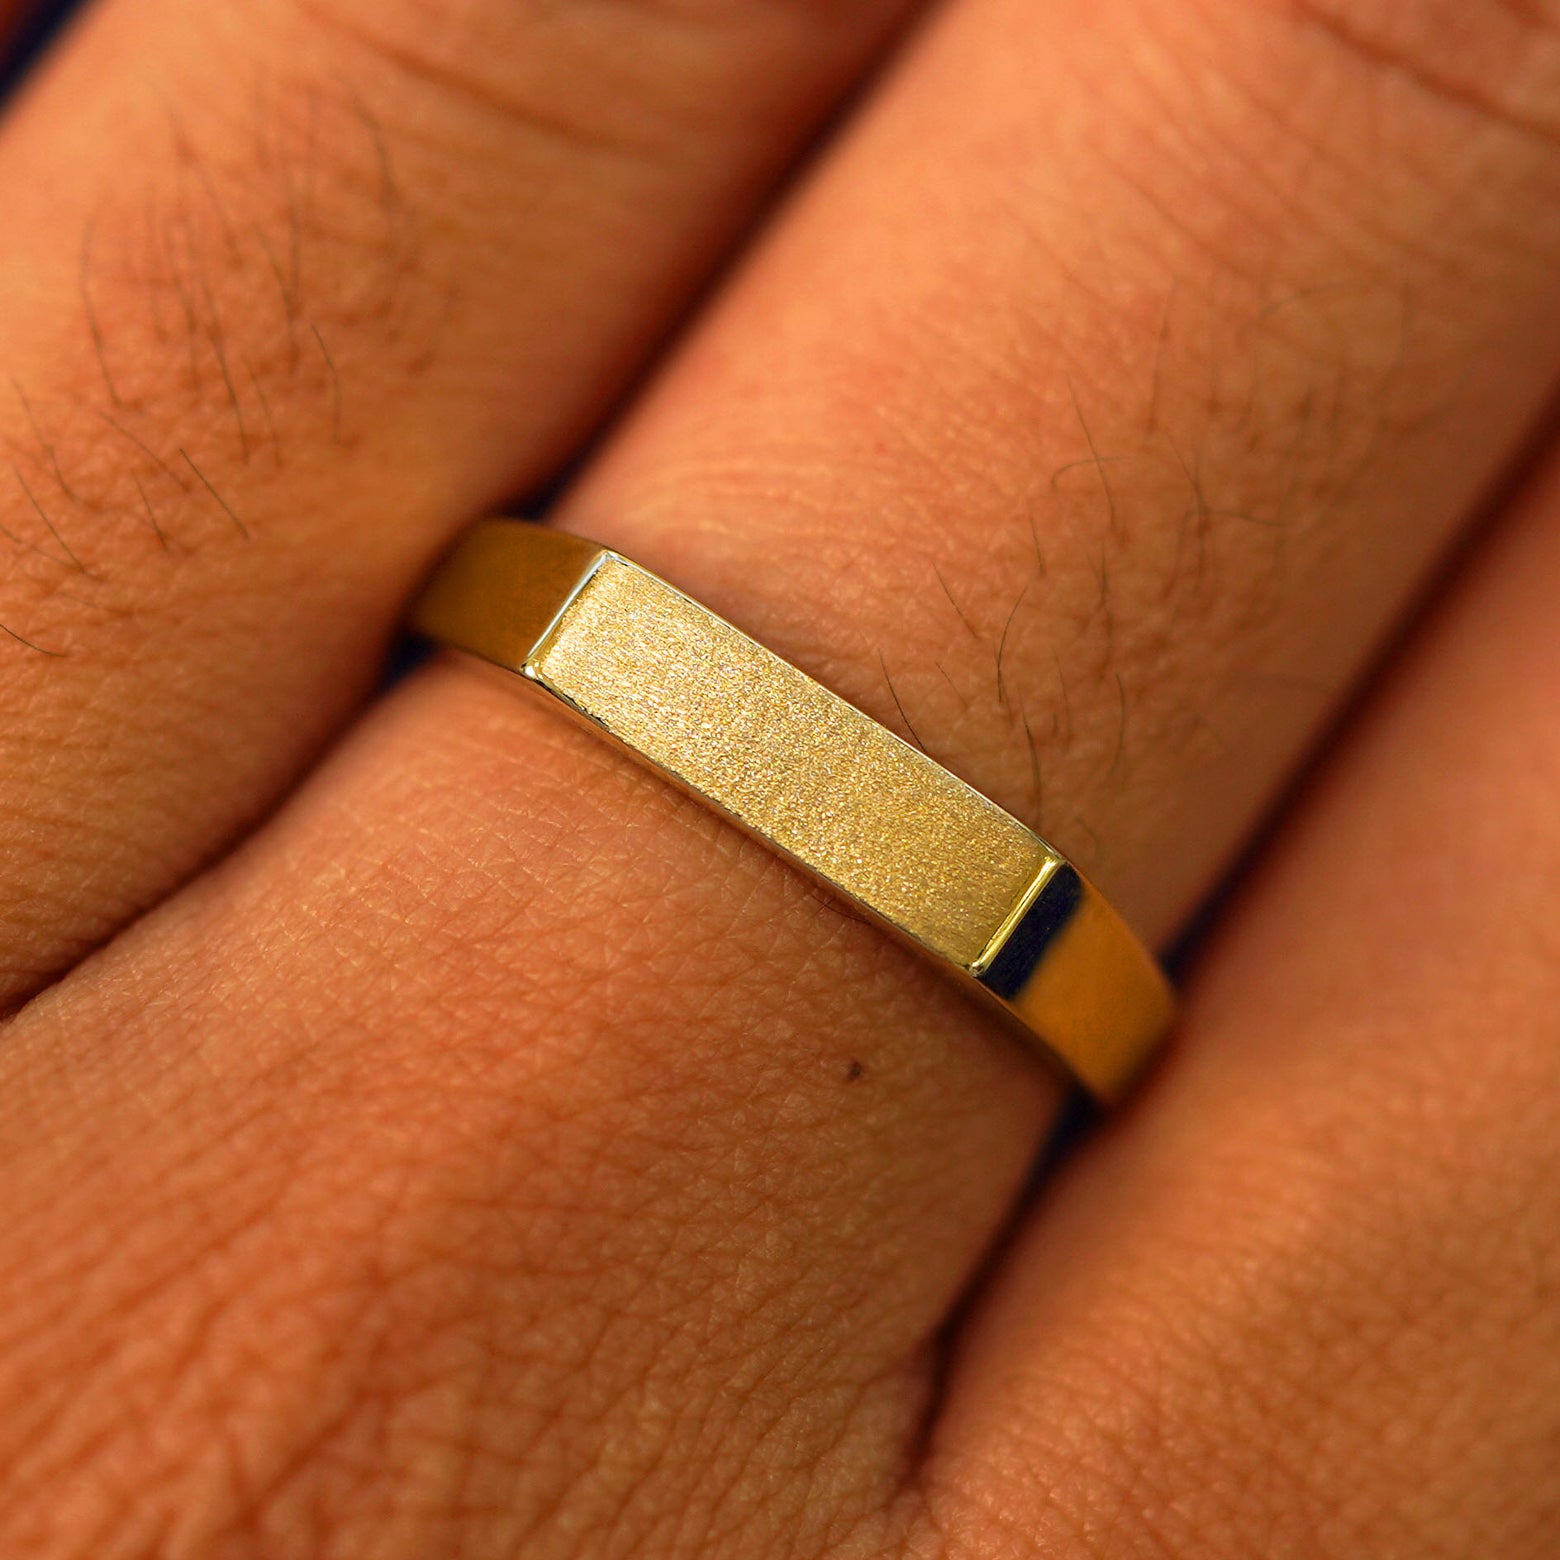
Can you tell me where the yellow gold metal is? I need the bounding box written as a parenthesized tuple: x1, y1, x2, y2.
(412, 519, 1174, 1102)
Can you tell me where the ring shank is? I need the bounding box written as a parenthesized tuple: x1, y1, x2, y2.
(412, 519, 1173, 1102)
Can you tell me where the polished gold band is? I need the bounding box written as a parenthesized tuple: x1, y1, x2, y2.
(410, 519, 1174, 1102)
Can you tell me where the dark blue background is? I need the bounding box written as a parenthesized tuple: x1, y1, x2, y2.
(0, 0, 78, 98)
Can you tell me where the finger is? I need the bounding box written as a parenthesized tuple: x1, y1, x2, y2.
(0, 0, 919, 1002)
(926, 444, 1560, 1552)
(562, 0, 1560, 947)
(9, 0, 1560, 1550)
(0, 675, 1051, 1555)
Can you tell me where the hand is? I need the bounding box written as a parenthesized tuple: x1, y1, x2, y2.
(1, 0, 1557, 1553)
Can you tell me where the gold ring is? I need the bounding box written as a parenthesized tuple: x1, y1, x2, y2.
(410, 519, 1174, 1102)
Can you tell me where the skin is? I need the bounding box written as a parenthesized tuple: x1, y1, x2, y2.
(0, 0, 1556, 1553)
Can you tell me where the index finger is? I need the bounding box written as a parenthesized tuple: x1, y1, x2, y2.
(0, 0, 920, 1002)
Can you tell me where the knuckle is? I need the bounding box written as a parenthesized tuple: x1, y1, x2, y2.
(1, 62, 440, 620)
(292, 0, 643, 153)
(291, 0, 760, 155)
(0, 1141, 519, 1557)
(1286, 0, 1560, 144)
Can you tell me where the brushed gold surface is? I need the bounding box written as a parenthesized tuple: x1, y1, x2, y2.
(410, 520, 1174, 1102)
(534, 557, 1054, 968)
(410, 521, 600, 669)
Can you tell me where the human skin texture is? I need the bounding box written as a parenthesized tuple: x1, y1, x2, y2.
(0, 0, 1557, 1555)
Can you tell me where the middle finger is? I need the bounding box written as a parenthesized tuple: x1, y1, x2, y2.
(570, 0, 1560, 945)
